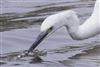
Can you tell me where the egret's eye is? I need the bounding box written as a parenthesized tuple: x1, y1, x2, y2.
(47, 27, 53, 32)
(50, 26, 53, 30)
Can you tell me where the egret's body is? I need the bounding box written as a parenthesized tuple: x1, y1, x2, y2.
(41, 0, 100, 40)
(27, 0, 100, 53)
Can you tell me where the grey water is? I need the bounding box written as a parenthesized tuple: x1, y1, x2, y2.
(0, 0, 100, 67)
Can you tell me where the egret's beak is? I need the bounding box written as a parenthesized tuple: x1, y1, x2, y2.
(27, 31, 49, 54)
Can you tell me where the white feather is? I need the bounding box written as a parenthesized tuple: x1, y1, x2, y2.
(41, 0, 100, 40)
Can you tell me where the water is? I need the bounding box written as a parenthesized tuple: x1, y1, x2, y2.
(0, 0, 100, 67)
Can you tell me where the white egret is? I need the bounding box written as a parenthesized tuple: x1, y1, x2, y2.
(27, 0, 100, 54)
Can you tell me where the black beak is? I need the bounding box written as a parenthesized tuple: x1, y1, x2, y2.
(27, 32, 48, 54)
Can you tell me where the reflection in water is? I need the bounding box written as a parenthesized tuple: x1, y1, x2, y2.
(0, 0, 100, 67)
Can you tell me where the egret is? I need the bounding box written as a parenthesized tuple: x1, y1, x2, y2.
(27, 0, 100, 54)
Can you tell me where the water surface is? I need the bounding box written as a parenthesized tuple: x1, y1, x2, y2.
(0, 0, 100, 67)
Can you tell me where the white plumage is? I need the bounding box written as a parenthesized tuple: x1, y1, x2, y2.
(41, 0, 100, 40)
(27, 0, 100, 53)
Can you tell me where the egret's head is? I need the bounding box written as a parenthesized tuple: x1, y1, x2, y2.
(41, 16, 56, 32)
(41, 10, 77, 32)
(27, 10, 76, 53)
(41, 14, 65, 33)
(27, 14, 63, 53)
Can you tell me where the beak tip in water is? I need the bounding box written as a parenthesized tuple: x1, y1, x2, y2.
(27, 32, 48, 53)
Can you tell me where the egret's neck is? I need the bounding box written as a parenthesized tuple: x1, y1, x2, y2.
(64, 11, 80, 40)
(92, 0, 99, 17)
(66, 16, 99, 40)
(65, 0, 99, 40)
